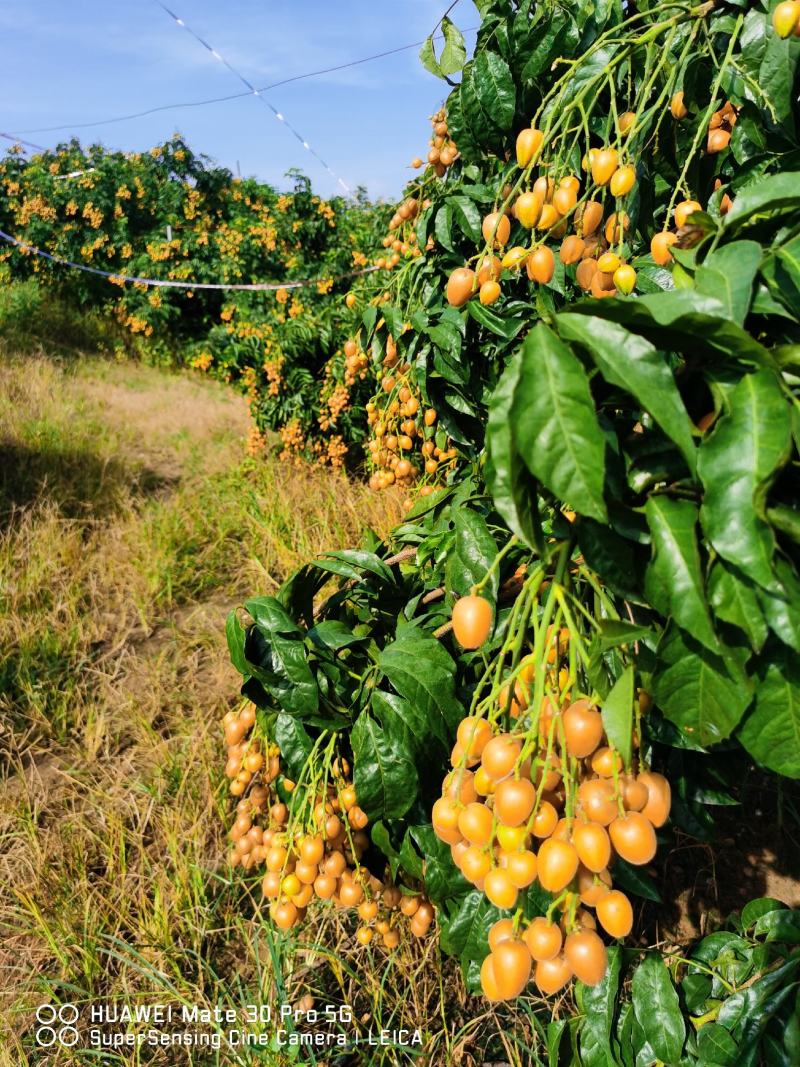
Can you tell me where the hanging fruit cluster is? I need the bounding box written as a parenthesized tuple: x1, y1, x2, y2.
(433, 589, 671, 1001)
(223, 707, 435, 945)
(412, 107, 460, 178)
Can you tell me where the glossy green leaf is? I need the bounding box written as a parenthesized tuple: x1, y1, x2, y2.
(707, 559, 767, 652)
(485, 352, 542, 550)
(351, 710, 419, 820)
(644, 496, 718, 653)
(724, 172, 800, 233)
(577, 519, 645, 603)
(439, 16, 467, 76)
(274, 713, 314, 778)
(601, 665, 634, 769)
(244, 596, 319, 716)
(737, 648, 800, 779)
(558, 312, 696, 473)
(439, 889, 503, 960)
(698, 370, 791, 592)
(741, 898, 786, 930)
(612, 858, 662, 903)
(446, 508, 499, 601)
(753, 909, 800, 944)
(471, 50, 516, 133)
(512, 324, 607, 522)
(697, 1022, 738, 1065)
(313, 550, 394, 584)
(631, 954, 686, 1064)
(578, 945, 622, 1066)
(695, 241, 762, 326)
(378, 630, 464, 745)
(226, 609, 248, 676)
(653, 625, 752, 747)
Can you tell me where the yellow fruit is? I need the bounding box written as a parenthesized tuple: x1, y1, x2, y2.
(613, 264, 637, 295)
(516, 127, 544, 168)
(670, 91, 688, 120)
(597, 252, 621, 274)
(515, 191, 543, 229)
(482, 211, 511, 248)
(618, 111, 636, 135)
(446, 267, 476, 307)
(674, 200, 702, 229)
(773, 1, 800, 38)
(527, 245, 555, 284)
(651, 231, 678, 266)
(480, 280, 502, 305)
(609, 165, 636, 198)
(502, 245, 531, 270)
(591, 148, 619, 186)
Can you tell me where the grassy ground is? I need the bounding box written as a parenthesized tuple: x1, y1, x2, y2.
(2, 350, 465, 1065)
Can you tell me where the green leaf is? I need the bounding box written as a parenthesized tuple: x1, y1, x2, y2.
(644, 496, 718, 653)
(351, 711, 419, 821)
(698, 370, 791, 592)
(695, 241, 762, 326)
(707, 560, 767, 652)
(485, 352, 542, 550)
(244, 597, 319, 717)
(601, 665, 634, 770)
(471, 50, 516, 133)
(558, 313, 696, 474)
(438, 16, 467, 76)
(741, 898, 786, 930)
(590, 620, 654, 654)
(724, 172, 800, 233)
(466, 299, 526, 339)
(439, 889, 503, 960)
(273, 713, 314, 778)
(697, 1022, 738, 1065)
(578, 945, 622, 1066)
(378, 630, 464, 746)
(653, 625, 753, 747)
(753, 909, 800, 944)
(419, 34, 441, 78)
(226, 609, 249, 677)
(577, 519, 644, 603)
(737, 648, 800, 779)
(612, 857, 662, 903)
(631, 954, 686, 1064)
(448, 195, 482, 243)
(446, 508, 499, 602)
(512, 324, 608, 523)
(757, 559, 800, 652)
(313, 550, 394, 584)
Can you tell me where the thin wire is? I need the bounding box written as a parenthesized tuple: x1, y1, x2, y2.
(1, 131, 47, 152)
(156, 1, 352, 193)
(0, 227, 378, 292)
(7, 28, 478, 138)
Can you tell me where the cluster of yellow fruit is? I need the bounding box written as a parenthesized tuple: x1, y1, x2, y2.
(411, 108, 460, 178)
(224, 713, 436, 944)
(343, 337, 370, 385)
(377, 197, 426, 270)
(649, 189, 732, 266)
(365, 368, 455, 495)
(773, 0, 800, 36)
(431, 596, 671, 1000)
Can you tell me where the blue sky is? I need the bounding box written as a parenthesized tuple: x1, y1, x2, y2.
(0, 1, 478, 201)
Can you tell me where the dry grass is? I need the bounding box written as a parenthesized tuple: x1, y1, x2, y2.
(0, 351, 551, 1066)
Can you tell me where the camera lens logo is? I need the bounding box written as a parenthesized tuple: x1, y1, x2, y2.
(35, 1004, 79, 1047)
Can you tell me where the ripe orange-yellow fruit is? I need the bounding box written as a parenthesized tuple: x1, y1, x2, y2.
(535, 954, 573, 994)
(618, 111, 636, 134)
(609, 812, 658, 865)
(515, 191, 543, 229)
(564, 929, 607, 986)
(592, 746, 624, 777)
(596, 890, 634, 938)
(446, 267, 475, 307)
(457, 717, 492, 760)
(576, 258, 597, 291)
(651, 230, 678, 265)
(563, 700, 603, 758)
(516, 127, 544, 168)
(578, 200, 604, 237)
(670, 91, 688, 120)
(572, 822, 612, 873)
(774, 0, 800, 36)
(553, 185, 577, 216)
(577, 863, 612, 907)
(560, 235, 585, 264)
(494, 777, 536, 827)
(532, 800, 559, 839)
(452, 595, 492, 649)
(674, 200, 703, 229)
(537, 839, 580, 893)
(461, 844, 492, 883)
(443, 767, 478, 805)
(536, 203, 561, 231)
(578, 778, 618, 826)
(527, 245, 555, 284)
(613, 264, 637, 296)
(492, 939, 533, 999)
(621, 775, 649, 812)
(504, 849, 538, 888)
(597, 251, 621, 274)
(591, 148, 619, 186)
(458, 802, 494, 847)
(609, 165, 636, 197)
(484, 868, 519, 910)
(707, 127, 731, 154)
(476, 255, 503, 285)
(480, 953, 502, 1001)
(480, 279, 501, 305)
(638, 771, 672, 827)
(524, 917, 563, 961)
(271, 900, 299, 930)
(481, 734, 522, 781)
(345, 292, 356, 309)
(482, 211, 511, 248)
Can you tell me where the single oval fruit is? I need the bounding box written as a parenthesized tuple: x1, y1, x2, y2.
(572, 822, 612, 873)
(515, 191, 543, 229)
(638, 771, 672, 827)
(461, 844, 492, 883)
(502, 245, 530, 270)
(707, 127, 731, 154)
(591, 746, 624, 777)
(596, 889, 634, 938)
(609, 812, 657, 865)
(613, 264, 637, 295)
(609, 165, 636, 197)
(651, 230, 678, 265)
(488, 917, 516, 950)
(480, 279, 501, 305)
(578, 778, 618, 826)
(597, 251, 621, 274)
(773, 0, 800, 36)
(476, 255, 503, 285)
(560, 235, 585, 264)
(516, 127, 544, 168)
(443, 768, 478, 805)
(537, 839, 580, 893)
(446, 267, 475, 307)
(532, 800, 559, 839)
(484, 868, 519, 910)
(670, 91, 688, 120)
(524, 917, 563, 961)
(563, 699, 604, 758)
(620, 775, 649, 812)
(457, 716, 492, 760)
(482, 211, 511, 248)
(577, 863, 612, 906)
(496, 823, 529, 852)
(505, 849, 538, 888)
(493, 939, 533, 999)
(527, 245, 555, 284)
(452, 595, 492, 649)
(618, 111, 636, 134)
(481, 734, 522, 781)
(536, 203, 561, 231)
(564, 929, 607, 986)
(577, 200, 604, 237)
(591, 148, 619, 186)
(576, 258, 598, 291)
(495, 777, 536, 827)
(458, 802, 494, 847)
(674, 199, 703, 229)
(553, 185, 577, 216)
(480, 953, 502, 1001)
(534, 954, 573, 995)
